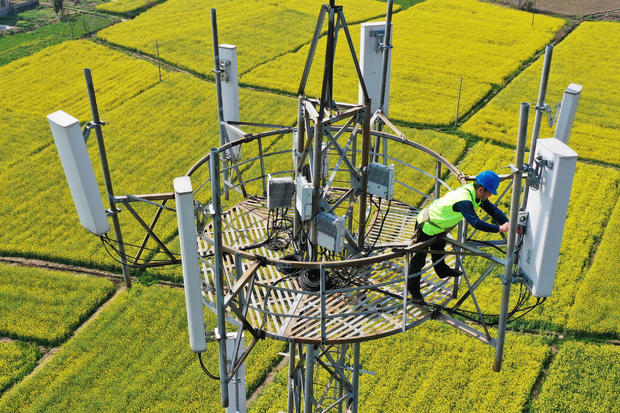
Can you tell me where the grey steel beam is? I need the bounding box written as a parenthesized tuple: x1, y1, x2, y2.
(494, 102, 529, 372)
(210, 148, 230, 406)
(522, 45, 553, 209)
(84, 68, 131, 288)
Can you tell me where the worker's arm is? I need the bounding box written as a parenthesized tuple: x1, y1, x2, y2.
(453, 200, 500, 232)
(481, 199, 508, 225)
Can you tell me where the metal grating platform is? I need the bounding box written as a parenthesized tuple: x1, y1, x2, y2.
(199, 195, 459, 344)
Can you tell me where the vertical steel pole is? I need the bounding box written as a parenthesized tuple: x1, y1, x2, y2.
(288, 342, 297, 413)
(310, 120, 323, 258)
(210, 148, 229, 405)
(378, 0, 393, 114)
(494, 102, 529, 372)
(350, 342, 361, 413)
(434, 159, 441, 199)
(357, 99, 371, 247)
(522, 45, 552, 209)
(211, 9, 230, 200)
(84, 69, 131, 288)
(294, 96, 306, 241)
(304, 344, 315, 413)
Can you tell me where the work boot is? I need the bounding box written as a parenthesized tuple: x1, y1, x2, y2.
(437, 268, 462, 279)
(408, 276, 425, 304)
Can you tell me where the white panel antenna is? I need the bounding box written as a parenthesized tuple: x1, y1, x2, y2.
(519, 138, 577, 297)
(174, 176, 207, 353)
(554, 83, 582, 144)
(47, 110, 110, 236)
(359, 22, 392, 115)
(220, 44, 241, 161)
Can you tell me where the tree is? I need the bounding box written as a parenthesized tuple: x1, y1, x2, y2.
(53, 0, 64, 15)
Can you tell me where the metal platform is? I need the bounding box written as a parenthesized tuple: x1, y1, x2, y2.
(199, 195, 458, 344)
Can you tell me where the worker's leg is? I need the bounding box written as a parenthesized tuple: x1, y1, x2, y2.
(430, 236, 454, 277)
(407, 232, 432, 302)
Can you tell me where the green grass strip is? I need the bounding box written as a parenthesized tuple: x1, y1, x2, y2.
(0, 341, 41, 395)
(533, 340, 620, 412)
(0, 264, 116, 346)
(0, 284, 284, 411)
(0, 14, 118, 67)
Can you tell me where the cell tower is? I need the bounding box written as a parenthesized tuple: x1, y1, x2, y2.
(47, 2, 582, 412)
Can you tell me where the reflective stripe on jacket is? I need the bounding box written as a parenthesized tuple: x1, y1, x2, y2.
(416, 183, 481, 235)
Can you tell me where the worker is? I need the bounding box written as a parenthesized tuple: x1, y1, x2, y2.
(408, 170, 509, 304)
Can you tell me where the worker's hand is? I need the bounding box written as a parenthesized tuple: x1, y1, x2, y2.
(499, 222, 510, 233)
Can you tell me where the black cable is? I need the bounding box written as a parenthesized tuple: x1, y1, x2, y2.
(197, 352, 220, 380)
(367, 199, 391, 252)
(99, 235, 181, 268)
(465, 237, 506, 254)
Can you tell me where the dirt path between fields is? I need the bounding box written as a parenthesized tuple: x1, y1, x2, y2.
(491, 0, 620, 19)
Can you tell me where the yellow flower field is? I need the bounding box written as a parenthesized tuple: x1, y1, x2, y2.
(0, 40, 161, 120)
(96, 0, 162, 15)
(0, 341, 40, 395)
(0, 71, 297, 271)
(567, 197, 620, 335)
(533, 341, 620, 412)
(0, 285, 285, 411)
(462, 22, 620, 166)
(0, 109, 50, 165)
(242, 0, 564, 125)
(97, 0, 393, 78)
(0, 264, 116, 345)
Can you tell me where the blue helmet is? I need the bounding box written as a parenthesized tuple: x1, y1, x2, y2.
(475, 170, 499, 195)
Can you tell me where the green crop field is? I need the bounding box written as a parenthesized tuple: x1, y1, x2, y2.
(462, 22, 620, 166)
(0, 285, 284, 411)
(242, 0, 564, 125)
(97, 0, 393, 78)
(0, 341, 40, 395)
(0, 264, 116, 345)
(0, 0, 618, 411)
(533, 341, 620, 412)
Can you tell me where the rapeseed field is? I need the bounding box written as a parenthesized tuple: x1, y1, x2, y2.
(97, 0, 392, 78)
(0, 285, 284, 411)
(0, 0, 618, 411)
(242, 0, 564, 125)
(0, 40, 161, 120)
(462, 22, 620, 166)
(0, 264, 116, 345)
(0, 341, 40, 394)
